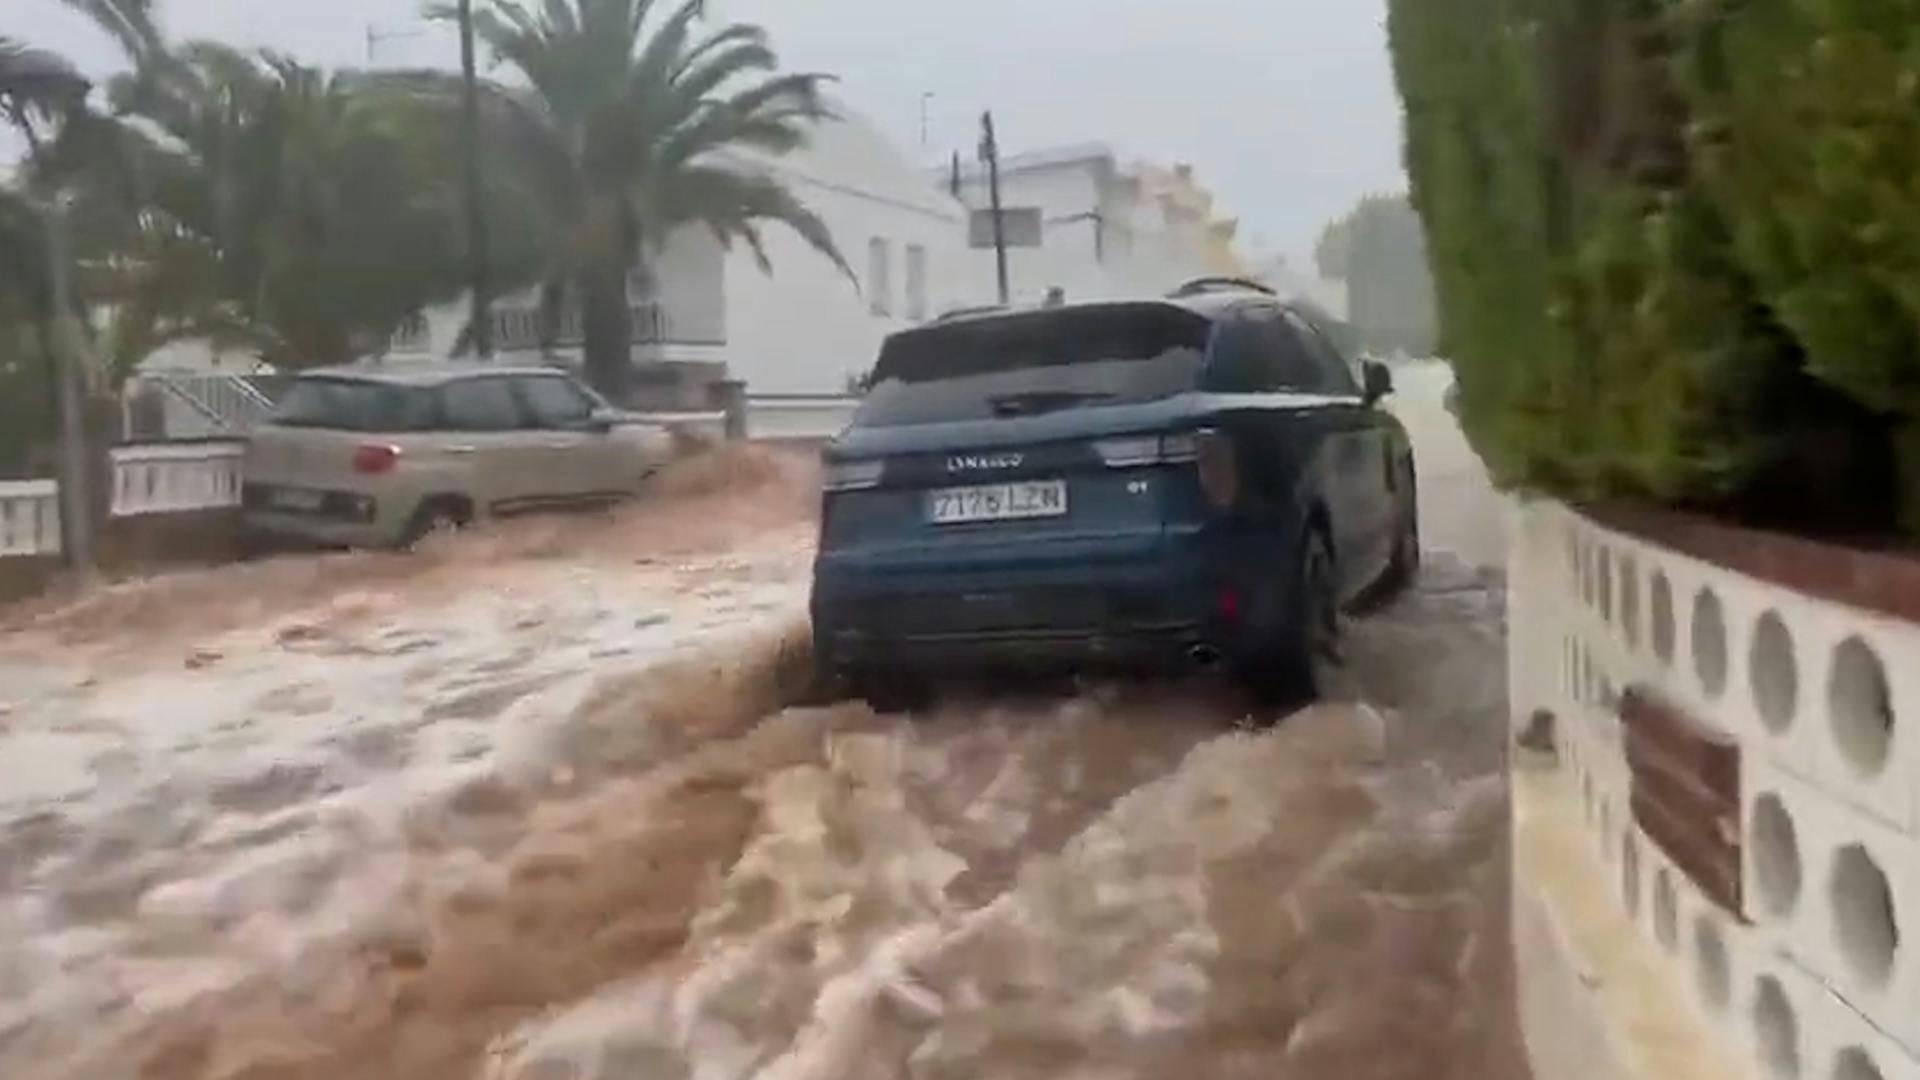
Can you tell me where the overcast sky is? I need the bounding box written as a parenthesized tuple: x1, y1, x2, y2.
(9, 0, 1408, 261)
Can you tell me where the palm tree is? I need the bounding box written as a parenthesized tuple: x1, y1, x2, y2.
(427, 0, 849, 398)
(0, 29, 102, 562)
(93, 45, 486, 369)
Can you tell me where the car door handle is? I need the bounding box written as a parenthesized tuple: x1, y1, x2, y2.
(446, 445, 478, 455)
(545, 441, 578, 450)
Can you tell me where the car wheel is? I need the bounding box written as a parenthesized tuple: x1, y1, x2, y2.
(1247, 528, 1340, 709)
(848, 670, 931, 715)
(403, 501, 467, 549)
(1385, 485, 1421, 595)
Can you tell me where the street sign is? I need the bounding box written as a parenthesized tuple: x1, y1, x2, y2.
(969, 207, 1042, 249)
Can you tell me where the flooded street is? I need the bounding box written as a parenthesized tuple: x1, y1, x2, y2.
(0, 364, 1524, 1079)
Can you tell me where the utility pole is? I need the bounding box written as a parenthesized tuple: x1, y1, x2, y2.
(457, 0, 493, 358)
(919, 92, 933, 150)
(980, 111, 1009, 305)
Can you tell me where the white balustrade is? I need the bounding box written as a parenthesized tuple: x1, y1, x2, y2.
(1512, 499, 1920, 1080)
(746, 396, 860, 442)
(109, 442, 246, 518)
(0, 480, 61, 557)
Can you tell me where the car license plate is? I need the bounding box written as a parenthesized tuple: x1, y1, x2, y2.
(927, 480, 1067, 524)
(270, 488, 324, 512)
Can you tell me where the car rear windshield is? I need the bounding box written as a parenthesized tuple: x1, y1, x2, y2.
(271, 378, 438, 432)
(853, 305, 1211, 428)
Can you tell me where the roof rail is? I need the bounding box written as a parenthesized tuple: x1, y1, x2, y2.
(1167, 276, 1276, 298)
(932, 303, 1008, 323)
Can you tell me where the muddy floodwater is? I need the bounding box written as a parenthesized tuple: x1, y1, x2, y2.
(0, 363, 1525, 1079)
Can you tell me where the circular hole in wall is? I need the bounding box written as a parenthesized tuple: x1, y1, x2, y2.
(1751, 611, 1799, 734)
(1619, 555, 1641, 648)
(1751, 794, 1803, 919)
(1753, 976, 1802, 1080)
(1622, 831, 1642, 918)
(1692, 587, 1729, 699)
(1829, 637, 1894, 779)
(1651, 572, 1676, 665)
(1654, 868, 1679, 950)
(1831, 1047, 1884, 1080)
(1597, 546, 1614, 623)
(1598, 800, 1612, 861)
(1695, 916, 1732, 1011)
(1831, 844, 1900, 989)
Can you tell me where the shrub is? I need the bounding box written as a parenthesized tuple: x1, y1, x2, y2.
(1387, 0, 1920, 533)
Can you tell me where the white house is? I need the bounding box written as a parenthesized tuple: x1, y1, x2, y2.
(941, 144, 1248, 307)
(371, 103, 973, 402)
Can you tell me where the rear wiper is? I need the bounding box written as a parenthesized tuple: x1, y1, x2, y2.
(987, 390, 1113, 417)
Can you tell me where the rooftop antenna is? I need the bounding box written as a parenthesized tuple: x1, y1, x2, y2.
(365, 22, 426, 65)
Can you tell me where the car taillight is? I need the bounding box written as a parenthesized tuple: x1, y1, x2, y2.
(823, 458, 884, 492)
(352, 444, 401, 475)
(1194, 428, 1238, 509)
(1093, 433, 1199, 467)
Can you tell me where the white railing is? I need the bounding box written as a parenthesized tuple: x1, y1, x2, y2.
(0, 480, 61, 558)
(142, 372, 277, 437)
(633, 396, 859, 444)
(746, 395, 860, 442)
(1509, 499, 1920, 1080)
(110, 442, 246, 518)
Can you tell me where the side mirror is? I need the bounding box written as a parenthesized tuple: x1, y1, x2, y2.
(1362, 361, 1394, 405)
(584, 408, 621, 433)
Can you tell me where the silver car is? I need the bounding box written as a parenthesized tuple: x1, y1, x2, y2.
(242, 364, 674, 548)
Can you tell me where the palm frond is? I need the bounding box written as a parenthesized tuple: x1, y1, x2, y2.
(656, 71, 832, 173)
(0, 37, 90, 128)
(57, 0, 162, 65)
(653, 164, 848, 280)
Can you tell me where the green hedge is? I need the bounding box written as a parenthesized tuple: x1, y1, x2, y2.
(1387, 0, 1920, 533)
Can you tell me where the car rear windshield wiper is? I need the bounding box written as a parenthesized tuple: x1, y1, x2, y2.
(987, 390, 1114, 417)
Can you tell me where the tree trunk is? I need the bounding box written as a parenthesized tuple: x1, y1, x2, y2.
(43, 212, 98, 572)
(580, 258, 632, 403)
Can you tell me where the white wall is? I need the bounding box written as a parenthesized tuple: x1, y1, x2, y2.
(1510, 501, 1920, 1080)
(722, 176, 963, 393)
(719, 109, 969, 394)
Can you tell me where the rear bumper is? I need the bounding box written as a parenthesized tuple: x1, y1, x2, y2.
(241, 482, 408, 548)
(823, 622, 1211, 674)
(240, 507, 402, 549)
(811, 526, 1298, 674)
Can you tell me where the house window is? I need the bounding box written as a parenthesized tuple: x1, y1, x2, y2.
(868, 238, 892, 317)
(905, 244, 928, 321)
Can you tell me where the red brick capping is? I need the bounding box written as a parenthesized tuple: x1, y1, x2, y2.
(1580, 502, 1920, 625)
(1620, 687, 1744, 920)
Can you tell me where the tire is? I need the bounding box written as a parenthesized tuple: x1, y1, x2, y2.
(1383, 468, 1421, 595)
(846, 669, 930, 715)
(402, 499, 468, 549)
(1246, 527, 1340, 708)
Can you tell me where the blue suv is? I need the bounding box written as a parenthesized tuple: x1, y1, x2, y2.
(810, 279, 1419, 704)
